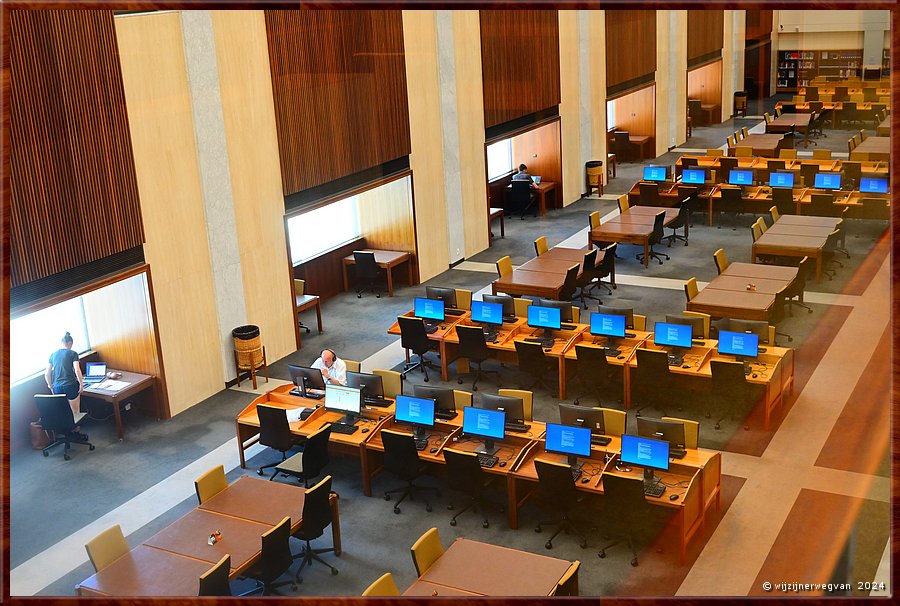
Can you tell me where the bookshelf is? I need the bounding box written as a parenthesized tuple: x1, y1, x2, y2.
(776, 49, 863, 92)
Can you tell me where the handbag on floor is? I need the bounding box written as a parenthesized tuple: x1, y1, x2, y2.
(30, 420, 52, 450)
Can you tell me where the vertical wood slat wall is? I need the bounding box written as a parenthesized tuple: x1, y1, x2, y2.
(687, 10, 725, 62)
(605, 10, 657, 91)
(264, 10, 411, 196)
(9, 10, 143, 288)
(479, 10, 560, 129)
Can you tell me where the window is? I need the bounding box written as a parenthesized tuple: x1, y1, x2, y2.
(486, 138, 514, 180)
(11, 297, 90, 384)
(607, 100, 616, 129)
(287, 196, 361, 265)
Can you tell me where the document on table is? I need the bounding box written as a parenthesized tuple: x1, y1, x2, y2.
(94, 379, 131, 392)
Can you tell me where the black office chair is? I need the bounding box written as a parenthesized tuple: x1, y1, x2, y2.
(292, 475, 339, 582)
(717, 187, 743, 230)
(199, 555, 233, 596)
(822, 228, 842, 280)
(243, 516, 296, 594)
(663, 202, 691, 247)
(772, 186, 795, 217)
(861, 197, 889, 221)
(455, 325, 500, 391)
(510, 180, 536, 219)
(444, 448, 500, 528)
(590, 243, 617, 297)
(639, 182, 659, 206)
(840, 161, 861, 190)
(839, 101, 861, 127)
(256, 405, 302, 477)
(677, 186, 700, 226)
(614, 131, 634, 163)
(798, 162, 817, 189)
(534, 459, 588, 549)
(381, 429, 440, 513)
(717, 157, 738, 183)
(808, 193, 834, 217)
(635, 212, 669, 265)
(557, 263, 580, 303)
(633, 349, 674, 417)
(35, 394, 94, 460)
(596, 304, 635, 330)
(571, 249, 599, 309)
(808, 108, 827, 140)
(782, 256, 814, 316)
(597, 474, 651, 567)
(514, 340, 556, 392)
(706, 360, 764, 430)
(726, 318, 772, 345)
(572, 344, 619, 407)
(398, 316, 439, 382)
(680, 156, 698, 169)
(687, 99, 703, 125)
(353, 251, 383, 298)
(272, 424, 331, 487)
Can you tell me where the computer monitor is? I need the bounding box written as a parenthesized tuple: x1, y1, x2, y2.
(527, 305, 561, 338)
(717, 330, 759, 362)
(471, 301, 503, 326)
(728, 170, 754, 186)
(394, 395, 435, 441)
(532, 175, 542, 185)
(859, 177, 888, 194)
(769, 172, 795, 188)
(288, 364, 326, 397)
(681, 169, 705, 185)
(413, 385, 456, 414)
(636, 417, 686, 450)
(664, 314, 705, 339)
(814, 172, 841, 190)
(620, 434, 670, 484)
(482, 294, 516, 319)
(424, 286, 457, 309)
(558, 403, 606, 435)
(537, 298, 573, 323)
(643, 166, 668, 182)
(324, 384, 362, 424)
(478, 393, 524, 424)
(414, 297, 445, 322)
(590, 312, 626, 340)
(653, 322, 692, 350)
(545, 423, 591, 471)
(461, 406, 505, 456)
(345, 371, 384, 398)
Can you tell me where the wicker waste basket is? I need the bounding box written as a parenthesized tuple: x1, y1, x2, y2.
(232, 325, 268, 389)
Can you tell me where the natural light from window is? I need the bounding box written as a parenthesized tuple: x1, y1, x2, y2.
(486, 138, 514, 180)
(288, 196, 361, 265)
(11, 297, 91, 384)
(607, 100, 616, 130)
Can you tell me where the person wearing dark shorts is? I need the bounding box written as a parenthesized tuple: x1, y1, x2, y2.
(45, 332, 85, 430)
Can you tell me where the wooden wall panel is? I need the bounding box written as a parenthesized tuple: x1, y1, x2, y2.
(357, 175, 417, 281)
(745, 10, 773, 41)
(688, 60, 723, 108)
(9, 10, 143, 288)
(479, 10, 560, 128)
(265, 10, 411, 196)
(510, 120, 562, 207)
(688, 10, 724, 61)
(605, 10, 656, 90)
(612, 85, 656, 148)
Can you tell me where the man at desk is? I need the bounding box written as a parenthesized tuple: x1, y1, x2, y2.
(311, 348, 348, 386)
(512, 164, 536, 185)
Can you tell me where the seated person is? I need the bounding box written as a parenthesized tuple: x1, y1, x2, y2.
(511, 163, 536, 186)
(311, 349, 347, 386)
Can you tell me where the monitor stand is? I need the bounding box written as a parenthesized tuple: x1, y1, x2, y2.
(643, 466, 658, 486)
(338, 413, 358, 425)
(666, 346, 685, 365)
(598, 335, 622, 355)
(480, 322, 499, 341)
(413, 426, 431, 442)
(536, 328, 555, 348)
(568, 455, 584, 476)
(474, 439, 499, 457)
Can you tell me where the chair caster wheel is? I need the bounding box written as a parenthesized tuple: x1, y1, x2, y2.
(483, 521, 489, 529)
(376, 294, 381, 298)
(384, 494, 391, 501)
(473, 385, 478, 391)
(425, 505, 432, 512)
(599, 551, 607, 559)
(535, 526, 542, 533)
(447, 504, 454, 510)
(394, 507, 401, 514)
(545, 541, 553, 550)
(357, 294, 362, 299)
(580, 540, 587, 548)
(291, 584, 297, 591)
(457, 378, 463, 384)
(631, 558, 639, 567)
(89, 445, 95, 451)
(423, 377, 429, 382)
(450, 519, 457, 526)
(744, 425, 750, 431)
(714, 423, 721, 430)
(257, 469, 264, 476)
(64, 454, 71, 461)
(331, 569, 339, 576)
(573, 399, 579, 405)
(43, 451, 49, 457)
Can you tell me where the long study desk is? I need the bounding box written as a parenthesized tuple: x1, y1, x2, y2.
(491, 245, 605, 299)
(673, 155, 888, 180)
(703, 185, 888, 224)
(850, 136, 890, 161)
(589, 206, 681, 267)
(727, 133, 790, 157)
(687, 262, 799, 320)
(765, 113, 813, 147)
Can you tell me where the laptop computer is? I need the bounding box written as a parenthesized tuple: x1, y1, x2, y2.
(83, 362, 107, 384)
(531, 175, 542, 185)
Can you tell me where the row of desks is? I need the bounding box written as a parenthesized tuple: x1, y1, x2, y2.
(492, 245, 608, 300)
(751, 217, 840, 282)
(235, 384, 723, 563)
(589, 206, 682, 268)
(673, 154, 889, 177)
(774, 101, 889, 129)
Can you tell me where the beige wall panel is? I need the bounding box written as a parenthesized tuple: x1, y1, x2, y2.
(115, 12, 223, 416)
(558, 10, 581, 204)
(402, 10, 448, 281)
(357, 176, 416, 257)
(722, 10, 741, 119)
(589, 11, 607, 166)
(452, 11, 489, 258)
(778, 31, 865, 51)
(688, 60, 723, 108)
(212, 10, 295, 365)
(656, 11, 688, 153)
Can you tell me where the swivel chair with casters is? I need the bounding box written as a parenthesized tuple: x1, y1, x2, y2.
(244, 516, 297, 594)
(513, 340, 556, 392)
(292, 475, 339, 583)
(590, 243, 617, 297)
(398, 316, 439, 382)
(34, 394, 94, 460)
(455, 325, 500, 391)
(726, 318, 776, 346)
(510, 180, 537, 219)
(498, 388, 534, 421)
(717, 187, 743, 230)
(272, 424, 331, 487)
(706, 360, 764, 430)
(717, 156, 738, 182)
(195, 464, 228, 504)
(256, 405, 302, 477)
(635, 212, 669, 265)
(597, 474, 651, 567)
(85, 525, 129, 573)
(534, 459, 588, 549)
(557, 264, 581, 302)
(782, 256, 814, 316)
(633, 348, 675, 417)
(353, 251, 383, 298)
(614, 131, 635, 163)
(199, 554, 233, 596)
(571, 249, 599, 309)
(663, 203, 691, 247)
(661, 416, 700, 449)
(410, 527, 443, 576)
(772, 186, 796, 218)
(444, 448, 501, 528)
(572, 344, 618, 407)
(381, 429, 440, 513)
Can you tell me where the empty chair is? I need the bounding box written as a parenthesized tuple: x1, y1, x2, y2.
(773, 106, 782, 118)
(713, 248, 729, 275)
(635, 212, 669, 265)
(510, 180, 536, 219)
(534, 459, 588, 549)
(272, 424, 331, 487)
(706, 148, 724, 157)
(727, 318, 777, 346)
(513, 296, 532, 318)
(353, 251, 384, 298)
(455, 325, 500, 391)
(808, 193, 834, 217)
(553, 560, 582, 596)
(362, 573, 400, 597)
(769, 205, 780, 224)
(633, 348, 676, 417)
(822, 228, 842, 280)
(572, 248, 600, 308)
(597, 475, 652, 566)
(663, 203, 690, 247)
(717, 187, 744, 230)
(798, 163, 818, 188)
(734, 146, 753, 158)
(514, 340, 556, 391)
(455, 288, 473, 311)
(34, 394, 94, 460)
(244, 516, 296, 594)
(444, 448, 499, 528)
(782, 256, 814, 316)
(398, 316, 439, 381)
(597, 304, 639, 330)
(382, 429, 439, 513)
(592, 243, 618, 296)
(812, 148, 832, 160)
(586, 163, 605, 196)
(374, 369, 402, 399)
(841, 161, 862, 189)
(291, 475, 339, 583)
(572, 344, 619, 406)
(666, 312, 709, 340)
(617, 195, 630, 214)
(660, 416, 700, 449)
(706, 360, 765, 429)
(344, 359, 361, 373)
(558, 264, 581, 302)
(726, 134, 736, 148)
(740, 126, 749, 138)
(717, 156, 738, 181)
(614, 131, 635, 163)
(772, 186, 796, 217)
(683, 277, 698, 304)
(85, 525, 129, 573)
(861, 197, 889, 220)
(410, 527, 444, 576)
(763, 112, 772, 124)
(496, 255, 513, 278)
(639, 182, 659, 206)
(195, 464, 228, 504)
(688, 99, 703, 124)
(199, 554, 233, 597)
(256, 405, 302, 477)
(778, 148, 797, 159)
(534, 236, 549, 256)
(601, 407, 627, 436)
(858, 128, 868, 141)
(680, 156, 698, 169)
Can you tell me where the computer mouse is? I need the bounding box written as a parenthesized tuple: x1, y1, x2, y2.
(492, 340, 499, 344)
(617, 355, 625, 360)
(440, 325, 447, 330)
(682, 364, 690, 369)
(752, 373, 758, 378)
(429, 447, 438, 454)
(361, 428, 369, 433)
(581, 477, 590, 484)
(499, 461, 507, 467)
(544, 348, 551, 352)
(669, 493, 680, 501)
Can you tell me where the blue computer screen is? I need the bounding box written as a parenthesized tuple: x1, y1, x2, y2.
(769, 172, 795, 188)
(681, 169, 705, 184)
(527, 305, 562, 330)
(643, 166, 667, 181)
(414, 297, 445, 321)
(471, 301, 503, 326)
(395, 395, 435, 427)
(654, 322, 692, 349)
(729, 170, 754, 186)
(462, 406, 505, 440)
(590, 313, 626, 338)
(545, 423, 591, 458)
(620, 434, 670, 471)
(859, 177, 888, 194)
(814, 173, 842, 190)
(717, 331, 759, 358)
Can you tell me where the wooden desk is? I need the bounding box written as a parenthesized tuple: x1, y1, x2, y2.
(629, 135, 653, 160)
(728, 133, 789, 157)
(876, 116, 889, 137)
(295, 292, 323, 339)
(342, 249, 413, 296)
(773, 215, 842, 229)
(720, 261, 802, 281)
(701, 103, 720, 125)
(589, 207, 680, 267)
(688, 264, 798, 320)
(77, 545, 213, 597)
(505, 181, 558, 215)
(489, 206, 505, 240)
(850, 136, 889, 161)
(752, 232, 828, 281)
(82, 370, 157, 441)
(492, 268, 567, 299)
(765, 113, 813, 148)
(561, 330, 651, 403)
(406, 538, 574, 596)
(403, 581, 480, 597)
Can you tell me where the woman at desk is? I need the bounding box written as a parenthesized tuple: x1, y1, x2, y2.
(45, 331, 85, 418)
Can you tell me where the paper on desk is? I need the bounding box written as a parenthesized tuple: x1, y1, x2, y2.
(94, 379, 131, 391)
(285, 407, 311, 423)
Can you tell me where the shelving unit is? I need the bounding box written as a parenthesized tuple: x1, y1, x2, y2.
(883, 48, 890, 77)
(776, 49, 863, 92)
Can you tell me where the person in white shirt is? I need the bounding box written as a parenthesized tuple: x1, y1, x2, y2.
(311, 349, 348, 386)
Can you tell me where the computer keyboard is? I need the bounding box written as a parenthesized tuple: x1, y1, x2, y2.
(524, 337, 554, 348)
(603, 348, 621, 358)
(667, 356, 684, 366)
(414, 439, 428, 451)
(643, 482, 666, 497)
(435, 410, 458, 421)
(670, 448, 687, 460)
(590, 435, 612, 446)
(424, 324, 438, 334)
(477, 454, 499, 468)
(364, 396, 391, 407)
(445, 308, 464, 317)
(570, 468, 583, 481)
(560, 323, 576, 330)
(624, 332, 636, 338)
(504, 422, 531, 433)
(329, 423, 359, 435)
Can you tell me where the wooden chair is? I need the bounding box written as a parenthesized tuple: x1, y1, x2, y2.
(586, 163, 604, 196)
(706, 148, 724, 157)
(763, 112, 772, 124)
(362, 573, 400, 597)
(453, 389, 473, 410)
(734, 146, 753, 158)
(812, 149, 832, 160)
(713, 248, 729, 275)
(85, 525, 129, 573)
(344, 359, 361, 373)
(859, 128, 868, 141)
(410, 527, 443, 576)
(740, 127, 749, 138)
(617, 194, 630, 214)
(195, 464, 228, 504)
(534, 236, 549, 257)
(455, 288, 472, 311)
(293, 279, 322, 336)
(496, 256, 512, 278)
(684, 277, 698, 304)
(779, 149, 797, 159)
(726, 134, 736, 147)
